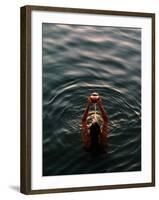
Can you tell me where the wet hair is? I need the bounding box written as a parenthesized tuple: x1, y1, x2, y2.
(89, 122, 101, 146)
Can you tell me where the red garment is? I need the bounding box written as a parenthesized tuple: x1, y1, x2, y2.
(82, 102, 108, 149)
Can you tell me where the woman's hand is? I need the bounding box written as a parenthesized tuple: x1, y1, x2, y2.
(89, 94, 100, 103)
(97, 96, 103, 105)
(87, 96, 92, 104)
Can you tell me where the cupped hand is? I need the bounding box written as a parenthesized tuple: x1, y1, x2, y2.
(89, 94, 100, 103)
(87, 96, 92, 104)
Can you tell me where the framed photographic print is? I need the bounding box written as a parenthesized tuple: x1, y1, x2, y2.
(20, 5, 155, 194)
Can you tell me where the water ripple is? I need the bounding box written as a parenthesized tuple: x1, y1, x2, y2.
(42, 24, 141, 176)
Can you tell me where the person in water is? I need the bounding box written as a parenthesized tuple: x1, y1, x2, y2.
(82, 93, 109, 153)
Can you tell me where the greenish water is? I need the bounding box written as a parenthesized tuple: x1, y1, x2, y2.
(42, 24, 141, 176)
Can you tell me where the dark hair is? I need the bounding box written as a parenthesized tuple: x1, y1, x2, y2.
(90, 122, 101, 147)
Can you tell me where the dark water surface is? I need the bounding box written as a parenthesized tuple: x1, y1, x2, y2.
(42, 24, 141, 176)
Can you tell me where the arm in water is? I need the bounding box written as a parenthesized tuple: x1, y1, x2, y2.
(82, 98, 91, 149)
(97, 99, 109, 147)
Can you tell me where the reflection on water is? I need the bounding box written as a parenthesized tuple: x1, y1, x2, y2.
(42, 24, 141, 176)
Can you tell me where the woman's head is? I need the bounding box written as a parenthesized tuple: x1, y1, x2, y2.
(89, 121, 101, 153)
(90, 121, 101, 136)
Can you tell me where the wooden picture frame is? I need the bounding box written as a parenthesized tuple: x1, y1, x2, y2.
(20, 5, 155, 194)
